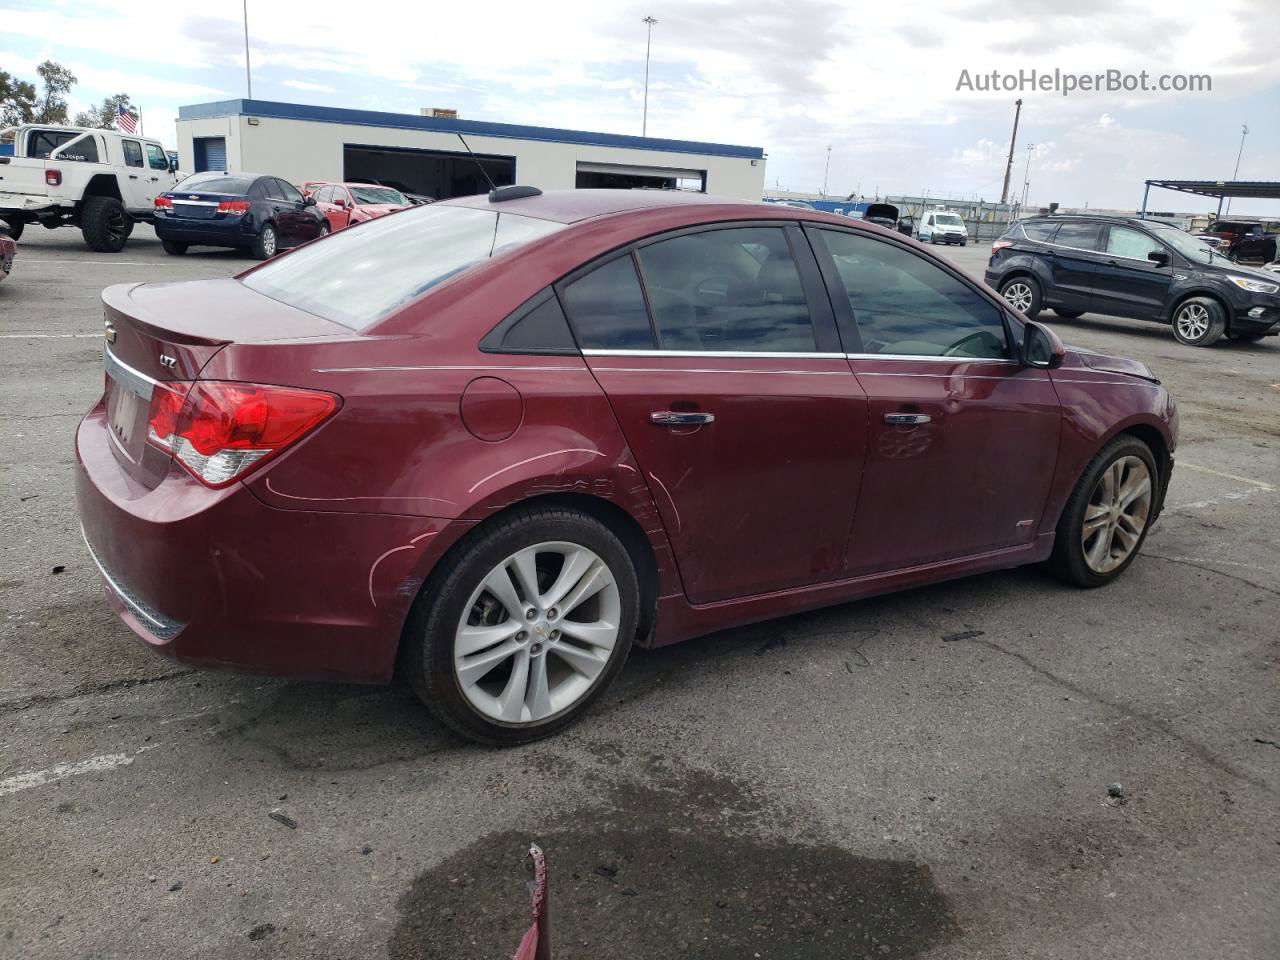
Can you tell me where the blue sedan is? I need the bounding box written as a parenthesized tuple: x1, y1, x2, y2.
(154, 172, 329, 258)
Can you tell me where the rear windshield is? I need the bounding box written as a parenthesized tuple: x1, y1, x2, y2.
(241, 204, 565, 329)
(351, 186, 407, 205)
(176, 174, 255, 194)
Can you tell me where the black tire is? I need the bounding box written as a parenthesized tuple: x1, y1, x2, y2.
(1054, 308, 1084, 319)
(999, 275, 1043, 319)
(2, 218, 25, 242)
(1227, 330, 1266, 343)
(1171, 296, 1226, 347)
(403, 506, 640, 745)
(160, 239, 188, 256)
(1048, 435, 1158, 588)
(318, 223, 331, 239)
(80, 196, 131, 252)
(251, 223, 279, 260)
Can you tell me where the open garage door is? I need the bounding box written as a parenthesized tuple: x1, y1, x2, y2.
(576, 161, 705, 192)
(343, 144, 515, 202)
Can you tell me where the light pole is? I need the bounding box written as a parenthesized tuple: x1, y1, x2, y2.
(1020, 142, 1035, 212)
(823, 144, 832, 196)
(1224, 123, 1248, 215)
(641, 16, 657, 136)
(243, 0, 253, 99)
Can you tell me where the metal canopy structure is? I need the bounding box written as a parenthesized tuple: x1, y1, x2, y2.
(1141, 179, 1280, 219)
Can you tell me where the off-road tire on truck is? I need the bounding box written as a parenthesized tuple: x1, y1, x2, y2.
(81, 196, 132, 253)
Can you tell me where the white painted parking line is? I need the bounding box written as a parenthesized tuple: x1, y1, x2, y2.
(0, 333, 101, 339)
(1178, 462, 1275, 491)
(16, 259, 189, 266)
(0, 745, 156, 797)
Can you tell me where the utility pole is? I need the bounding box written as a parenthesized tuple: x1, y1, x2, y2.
(243, 0, 253, 99)
(1224, 123, 1248, 215)
(1020, 143, 1035, 211)
(641, 16, 658, 137)
(822, 145, 832, 196)
(1000, 98, 1023, 205)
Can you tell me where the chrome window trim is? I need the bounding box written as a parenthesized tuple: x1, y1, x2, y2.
(81, 526, 185, 640)
(845, 353, 1019, 364)
(581, 349, 845, 360)
(592, 366, 849, 376)
(171, 200, 219, 207)
(1022, 219, 1172, 262)
(104, 345, 158, 400)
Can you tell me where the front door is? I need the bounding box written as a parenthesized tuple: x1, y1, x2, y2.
(1046, 220, 1107, 313)
(1091, 224, 1175, 320)
(810, 226, 1061, 575)
(118, 138, 153, 211)
(560, 224, 869, 604)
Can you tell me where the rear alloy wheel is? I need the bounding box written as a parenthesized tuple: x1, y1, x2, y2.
(1054, 308, 1084, 319)
(81, 196, 131, 252)
(1049, 436, 1157, 587)
(405, 507, 639, 745)
(1171, 297, 1226, 347)
(252, 223, 279, 260)
(319, 223, 331, 238)
(999, 276, 1042, 319)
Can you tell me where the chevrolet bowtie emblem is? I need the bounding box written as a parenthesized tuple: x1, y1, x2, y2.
(104, 318, 117, 343)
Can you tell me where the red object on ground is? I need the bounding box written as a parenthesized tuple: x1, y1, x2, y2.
(513, 844, 551, 960)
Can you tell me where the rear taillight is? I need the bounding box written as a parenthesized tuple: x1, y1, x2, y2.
(991, 238, 1014, 254)
(146, 381, 339, 488)
(217, 200, 251, 215)
(45, 169, 62, 186)
(154, 195, 173, 210)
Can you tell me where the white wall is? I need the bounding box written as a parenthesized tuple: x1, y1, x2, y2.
(175, 114, 764, 200)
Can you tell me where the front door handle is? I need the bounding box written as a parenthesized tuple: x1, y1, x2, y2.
(128, 174, 138, 179)
(884, 413, 931, 425)
(651, 411, 715, 426)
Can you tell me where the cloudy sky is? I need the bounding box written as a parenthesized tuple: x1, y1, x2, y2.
(3, 0, 1278, 213)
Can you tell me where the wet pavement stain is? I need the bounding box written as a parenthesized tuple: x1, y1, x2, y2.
(388, 768, 957, 960)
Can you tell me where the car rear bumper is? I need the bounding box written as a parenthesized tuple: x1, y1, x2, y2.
(74, 402, 465, 684)
(153, 216, 255, 247)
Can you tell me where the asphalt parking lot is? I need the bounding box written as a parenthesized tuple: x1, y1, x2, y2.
(2, 225, 1278, 960)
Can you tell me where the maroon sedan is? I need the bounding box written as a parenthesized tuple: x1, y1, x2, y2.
(0, 219, 15, 280)
(76, 188, 1177, 744)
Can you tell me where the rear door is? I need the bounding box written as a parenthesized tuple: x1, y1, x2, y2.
(1046, 221, 1105, 312)
(1091, 224, 1174, 320)
(810, 226, 1060, 575)
(562, 223, 869, 604)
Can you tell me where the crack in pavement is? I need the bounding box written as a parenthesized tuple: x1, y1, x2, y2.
(0, 669, 194, 716)
(966, 637, 1274, 794)
(1143, 553, 1280, 598)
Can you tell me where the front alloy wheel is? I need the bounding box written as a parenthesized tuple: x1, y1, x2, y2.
(1080, 456, 1152, 574)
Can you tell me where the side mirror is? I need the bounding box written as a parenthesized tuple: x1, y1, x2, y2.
(168, 157, 179, 173)
(1021, 320, 1066, 369)
(1147, 250, 1169, 266)
(332, 197, 346, 208)
(303, 195, 317, 207)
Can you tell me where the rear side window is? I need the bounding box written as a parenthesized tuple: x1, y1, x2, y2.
(1020, 221, 1059, 242)
(55, 133, 98, 163)
(28, 130, 77, 158)
(481, 290, 578, 355)
(242, 204, 565, 330)
(122, 140, 144, 168)
(560, 256, 654, 350)
(818, 229, 1009, 359)
(1054, 222, 1104, 251)
(636, 227, 818, 352)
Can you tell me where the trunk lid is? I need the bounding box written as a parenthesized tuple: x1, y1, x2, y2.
(165, 190, 244, 221)
(100, 279, 354, 488)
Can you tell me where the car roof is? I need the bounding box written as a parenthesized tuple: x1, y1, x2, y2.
(441, 188, 761, 225)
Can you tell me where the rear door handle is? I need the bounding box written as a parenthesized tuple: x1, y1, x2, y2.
(651, 411, 715, 426)
(884, 413, 931, 425)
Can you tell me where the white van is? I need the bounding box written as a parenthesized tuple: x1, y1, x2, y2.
(918, 210, 968, 246)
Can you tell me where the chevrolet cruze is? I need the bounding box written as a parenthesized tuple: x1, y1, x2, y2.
(77, 188, 1177, 744)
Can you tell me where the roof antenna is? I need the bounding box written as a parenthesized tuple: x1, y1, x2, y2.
(457, 133, 497, 193)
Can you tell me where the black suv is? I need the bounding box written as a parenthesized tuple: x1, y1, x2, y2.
(985, 215, 1280, 346)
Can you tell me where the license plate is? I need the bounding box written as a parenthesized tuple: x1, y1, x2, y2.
(106, 378, 142, 447)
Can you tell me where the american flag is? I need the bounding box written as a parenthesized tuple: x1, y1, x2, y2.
(115, 104, 138, 134)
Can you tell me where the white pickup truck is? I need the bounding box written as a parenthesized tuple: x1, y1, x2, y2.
(0, 125, 182, 251)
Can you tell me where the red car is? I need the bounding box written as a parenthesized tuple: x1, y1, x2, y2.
(76, 188, 1177, 744)
(308, 181, 410, 231)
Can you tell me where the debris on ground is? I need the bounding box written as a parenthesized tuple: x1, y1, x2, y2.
(247, 923, 275, 941)
(168, 881, 182, 892)
(1104, 783, 1128, 806)
(268, 810, 298, 830)
(361, 845, 373, 855)
(941, 630, 984, 642)
(51, 565, 65, 574)
(592, 863, 618, 880)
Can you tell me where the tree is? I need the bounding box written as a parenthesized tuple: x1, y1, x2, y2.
(0, 70, 37, 126)
(74, 94, 136, 130)
(34, 60, 76, 124)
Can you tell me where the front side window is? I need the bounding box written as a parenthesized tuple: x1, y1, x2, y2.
(242, 204, 565, 330)
(1106, 226, 1163, 260)
(818, 229, 1009, 359)
(560, 255, 654, 350)
(275, 179, 303, 202)
(145, 143, 169, 171)
(121, 140, 144, 168)
(635, 227, 818, 352)
(1053, 222, 1104, 251)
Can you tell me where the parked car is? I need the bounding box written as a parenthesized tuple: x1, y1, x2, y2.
(0, 123, 181, 251)
(896, 214, 915, 237)
(78, 188, 1177, 744)
(919, 209, 968, 245)
(1196, 220, 1277, 264)
(154, 172, 328, 259)
(349, 178, 434, 205)
(309, 182, 411, 231)
(0, 217, 15, 281)
(987, 214, 1280, 346)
